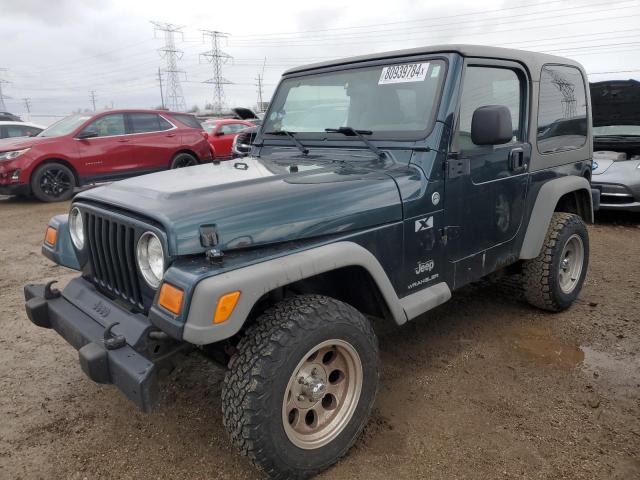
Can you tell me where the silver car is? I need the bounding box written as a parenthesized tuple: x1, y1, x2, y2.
(590, 80, 640, 212)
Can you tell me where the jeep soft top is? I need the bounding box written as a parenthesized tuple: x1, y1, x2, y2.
(26, 44, 594, 479)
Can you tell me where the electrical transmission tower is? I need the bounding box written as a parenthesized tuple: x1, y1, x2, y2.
(549, 70, 577, 119)
(0, 69, 11, 112)
(200, 30, 232, 114)
(22, 98, 31, 117)
(151, 21, 187, 112)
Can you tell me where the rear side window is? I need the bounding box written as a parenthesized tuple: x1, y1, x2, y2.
(4, 125, 40, 137)
(129, 113, 173, 133)
(219, 123, 247, 135)
(537, 65, 588, 154)
(171, 113, 202, 129)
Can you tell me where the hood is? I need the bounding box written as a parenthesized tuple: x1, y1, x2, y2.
(0, 135, 58, 151)
(231, 107, 258, 120)
(77, 155, 405, 255)
(591, 158, 615, 175)
(590, 80, 640, 127)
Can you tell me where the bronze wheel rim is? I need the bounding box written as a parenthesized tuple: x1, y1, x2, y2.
(559, 234, 584, 294)
(282, 339, 363, 450)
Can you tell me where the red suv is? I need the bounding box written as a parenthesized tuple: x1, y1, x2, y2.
(0, 109, 213, 202)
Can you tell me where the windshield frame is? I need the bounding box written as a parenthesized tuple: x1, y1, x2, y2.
(262, 55, 449, 142)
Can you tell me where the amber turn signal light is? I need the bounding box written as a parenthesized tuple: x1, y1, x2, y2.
(158, 283, 184, 315)
(44, 227, 57, 246)
(214, 291, 241, 324)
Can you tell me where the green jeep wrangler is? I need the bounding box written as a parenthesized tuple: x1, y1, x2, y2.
(25, 45, 596, 479)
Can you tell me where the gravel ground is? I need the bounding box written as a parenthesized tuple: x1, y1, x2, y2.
(0, 195, 639, 479)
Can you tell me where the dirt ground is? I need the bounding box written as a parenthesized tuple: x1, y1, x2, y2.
(0, 194, 638, 480)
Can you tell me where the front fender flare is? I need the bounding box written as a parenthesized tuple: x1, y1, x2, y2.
(183, 242, 408, 345)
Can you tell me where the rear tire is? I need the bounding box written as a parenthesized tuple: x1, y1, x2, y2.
(222, 295, 379, 479)
(170, 152, 198, 169)
(522, 212, 589, 312)
(30, 162, 76, 202)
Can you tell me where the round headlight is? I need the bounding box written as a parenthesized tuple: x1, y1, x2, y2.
(69, 207, 85, 249)
(136, 232, 164, 288)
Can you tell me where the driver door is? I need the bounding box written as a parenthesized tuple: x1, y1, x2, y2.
(444, 61, 531, 268)
(75, 113, 133, 180)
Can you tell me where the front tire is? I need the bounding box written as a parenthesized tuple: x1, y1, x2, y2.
(222, 295, 379, 479)
(522, 212, 589, 311)
(170, 152, 198, 169)
(30, 162, 76, 202)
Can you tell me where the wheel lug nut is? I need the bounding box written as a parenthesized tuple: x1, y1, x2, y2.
(297, 394, 305, 401)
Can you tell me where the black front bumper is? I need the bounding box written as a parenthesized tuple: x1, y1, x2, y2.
(0, 183, 30, 196)
(24, 278, 172, 411)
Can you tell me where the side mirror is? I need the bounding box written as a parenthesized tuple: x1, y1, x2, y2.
(215, 130, 225, 136)
(76, 129, 98, 140)
(471, 105, 513, 145)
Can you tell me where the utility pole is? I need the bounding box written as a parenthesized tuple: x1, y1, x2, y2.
(151, 21, 187, 112)
(22, 98, 31, 120)
(90, 90, 97, 111)
(157, 67, 165, 109)
(0, 68, 11, 112)
(255, 57, 266, 112)
(200, 30, 232, 114)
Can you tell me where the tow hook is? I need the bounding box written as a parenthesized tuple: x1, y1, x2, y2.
(44, 280, 61, 299)
(103, 322, 126, 350)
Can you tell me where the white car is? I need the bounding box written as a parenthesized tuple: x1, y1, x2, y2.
(0, 121, 44, 139)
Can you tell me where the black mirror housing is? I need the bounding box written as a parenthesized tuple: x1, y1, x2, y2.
(215, 130, 225, 136)
(77, 130, 98, 140)
(471, 105, 513, 145)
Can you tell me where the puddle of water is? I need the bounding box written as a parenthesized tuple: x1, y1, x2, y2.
(506, 326, 640, 398)
(582, 346, 640, 398)
(510, 329, 584, 369)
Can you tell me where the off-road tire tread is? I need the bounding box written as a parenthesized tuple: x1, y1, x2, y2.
(222, 294, 378, 480)
(522, 212, 588, 312)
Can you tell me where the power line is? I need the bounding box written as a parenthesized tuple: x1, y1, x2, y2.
(200, 30, 232, 114)
(229, 1, 639, 44)
(151, 21, 187, 112)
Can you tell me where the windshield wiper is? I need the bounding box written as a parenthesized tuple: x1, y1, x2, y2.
(264, 130, 309, 155)
(325, 126, 385, 160)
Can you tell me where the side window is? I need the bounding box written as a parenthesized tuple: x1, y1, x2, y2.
(171, 113, 202, 129)
(219, 123, 244, 135)
(5, 125, 31, 137)
(537, 65, 587, 154)
(85, 114, 125, 137)
(129, 113, 173, 134)
(24, 127, 42, 137)
(458, 66, 522, 152)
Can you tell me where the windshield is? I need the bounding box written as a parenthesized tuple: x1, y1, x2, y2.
(38, 114, 92, 137)
(593, 125, 640, 136)
(263, 59, 446, 139)
(202, 122, 218, 134)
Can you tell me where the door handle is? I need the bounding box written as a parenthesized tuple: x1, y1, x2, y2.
(165, 133, 176, 138)
(509, 148, 527, 172)
(117, 138, 129, 143)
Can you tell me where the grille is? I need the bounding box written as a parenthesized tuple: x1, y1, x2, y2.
(85, 211, 144, 309)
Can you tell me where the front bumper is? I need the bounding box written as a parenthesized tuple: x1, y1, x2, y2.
(0, 182, 30, 196)
(24, 278, 184, 411)
(591, 182, 640, 212)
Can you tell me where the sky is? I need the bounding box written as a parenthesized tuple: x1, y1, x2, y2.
(0, 0, 639, 123)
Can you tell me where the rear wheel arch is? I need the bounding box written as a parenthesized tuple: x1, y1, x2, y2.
(520, 176, 593, 260)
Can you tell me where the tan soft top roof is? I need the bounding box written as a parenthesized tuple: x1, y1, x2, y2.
(284, 44, 584, 76)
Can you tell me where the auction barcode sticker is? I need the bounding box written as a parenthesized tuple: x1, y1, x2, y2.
(378, 62, 430, 84)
